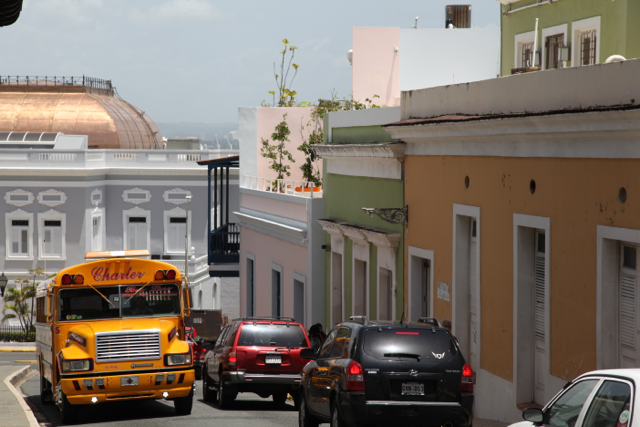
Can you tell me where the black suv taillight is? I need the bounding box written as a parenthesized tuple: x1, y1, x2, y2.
(461, 363, 474, 392)
(346, 360, 365, 391)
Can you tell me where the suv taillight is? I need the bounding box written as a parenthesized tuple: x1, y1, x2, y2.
(228, 352, 237, 367)
(347, 360, 365, 391)
(461, 363, 474, 392)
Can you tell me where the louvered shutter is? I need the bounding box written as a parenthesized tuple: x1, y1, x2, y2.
(534, 253, 546, 340)
(128, 223, 137, 249)
(620, 272, 636, 349)
(12, 228, 20, 254)
(136, 223, 147, 249)
(44, 229, 52, 255)
(51, 227, 62, 256)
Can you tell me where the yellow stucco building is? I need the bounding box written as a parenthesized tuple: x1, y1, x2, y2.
(384, 59, 640, 422)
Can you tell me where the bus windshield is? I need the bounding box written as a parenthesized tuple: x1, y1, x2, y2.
(57, 284, 181, 322)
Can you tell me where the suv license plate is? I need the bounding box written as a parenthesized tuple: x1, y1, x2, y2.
(121, 376, 139, 387)
(402, 382, 424, 396)
(265, 355, 282, 364)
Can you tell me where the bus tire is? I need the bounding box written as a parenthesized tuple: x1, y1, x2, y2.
(40, 375, 53, 405)
(174, 389, 193, 415)
(60, 390, 78, 425)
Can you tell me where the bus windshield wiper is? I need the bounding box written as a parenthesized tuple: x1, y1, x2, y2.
(125, 279, 154, 305)
(86, 283, 115, 308)
(384, 352, 421, 361)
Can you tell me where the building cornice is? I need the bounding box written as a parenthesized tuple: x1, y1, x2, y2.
(236, 211, 307, 247)
(313, 143, 405, 159)
(386, 109, 640, 159)
(318, 219, 400, 249)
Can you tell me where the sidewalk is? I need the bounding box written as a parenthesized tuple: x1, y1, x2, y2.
(0, 342, 35, 352)
(0, 365, 38, 427)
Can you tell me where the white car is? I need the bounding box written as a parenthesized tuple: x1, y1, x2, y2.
(509, 369, 635, 427)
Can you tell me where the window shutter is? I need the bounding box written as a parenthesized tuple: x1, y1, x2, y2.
(12, 228, 19, 254)
(137, 223, 147, 249)
(128, 223, 137, 249)
(44, 229, 52, 255)
(52, 227, 62, 256)
(534, 253, 546, 340)
(620, 272, 636, 349)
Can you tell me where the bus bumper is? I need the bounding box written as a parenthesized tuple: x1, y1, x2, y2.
(60, 368, 195, 405)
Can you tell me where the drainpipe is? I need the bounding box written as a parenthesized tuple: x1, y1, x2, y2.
(532, 18, 539, 67)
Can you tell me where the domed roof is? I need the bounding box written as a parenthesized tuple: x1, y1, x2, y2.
(0, 78, 162, 149)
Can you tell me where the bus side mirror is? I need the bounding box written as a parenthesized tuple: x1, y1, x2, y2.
(46, 294, 53, 323)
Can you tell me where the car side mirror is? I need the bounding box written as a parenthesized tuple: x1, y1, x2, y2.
(300, 348, 317, 360)
(523, 408, 544, 423)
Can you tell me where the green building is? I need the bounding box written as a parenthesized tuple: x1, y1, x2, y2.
(499, 0, 640, 75)
(314, 107, 406, 327)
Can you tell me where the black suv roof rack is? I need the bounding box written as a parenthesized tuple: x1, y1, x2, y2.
(347, 315, 368, 325)
(417, 317, 441, 327)
(231, 316, 296, 322)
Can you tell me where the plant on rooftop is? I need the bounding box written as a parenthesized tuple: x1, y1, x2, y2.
(263, 39, 299, 107)
(261, 113, 295, 181)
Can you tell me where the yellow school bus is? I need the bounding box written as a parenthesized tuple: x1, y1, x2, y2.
(35, 250, 195, 424)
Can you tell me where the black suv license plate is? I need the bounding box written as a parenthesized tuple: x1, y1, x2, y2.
(402, 382, 424, 396)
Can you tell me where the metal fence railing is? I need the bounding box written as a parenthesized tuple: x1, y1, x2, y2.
(0, 324, 35, 342)
(0, 75, 113, 90)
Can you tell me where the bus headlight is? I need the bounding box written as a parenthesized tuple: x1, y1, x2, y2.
(164, 353, 192, 366)
(61, 359, 92, 372)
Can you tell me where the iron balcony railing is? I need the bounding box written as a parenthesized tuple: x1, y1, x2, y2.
(210, 223, 240, 264)
(0, 75, 113, 90)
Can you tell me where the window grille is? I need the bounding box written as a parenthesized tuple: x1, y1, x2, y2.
(580, 29, 597, 66)
(545, 34, 564, 69)
(521, 41, 534, 67)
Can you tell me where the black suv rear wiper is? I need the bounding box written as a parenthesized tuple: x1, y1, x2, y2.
(384, 352, 421, 361)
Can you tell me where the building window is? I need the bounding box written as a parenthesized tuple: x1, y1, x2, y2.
(271, 264, 283, 317)
(123, 207, 150, 251)
(11, 220, 29, 256)
(163, 207, 190, 255)
(91, 214, 103, 251)
(545, 33, 564, 70)
(246, 255, 255, 317)
(520, 41, 534, 68)
(579, 29, 597, 66)
(37, 210, 66, 260)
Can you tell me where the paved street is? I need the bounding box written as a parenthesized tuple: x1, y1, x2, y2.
(20, 374, 299, 427)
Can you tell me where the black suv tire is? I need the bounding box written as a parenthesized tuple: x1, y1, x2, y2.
(330, 397, 347, 427)
(299, 393, 319, 427)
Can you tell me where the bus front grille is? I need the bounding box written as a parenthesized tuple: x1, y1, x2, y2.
(95, 330, 161, 363)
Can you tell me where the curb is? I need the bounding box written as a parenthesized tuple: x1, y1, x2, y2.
(4, 365, 40, 427)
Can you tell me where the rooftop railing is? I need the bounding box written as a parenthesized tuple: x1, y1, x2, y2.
(0, 148, 239, 169)
(0, 75, 113, 90)
(241, 175, 322, 198)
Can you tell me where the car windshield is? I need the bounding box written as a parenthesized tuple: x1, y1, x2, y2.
(237, 323, 308, 348)
(363, 328, 458, 361)
(57, 284, 181, 322)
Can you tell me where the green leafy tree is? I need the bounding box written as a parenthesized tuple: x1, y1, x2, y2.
(261, 114, 295, 181)
(26, 268, 45, 327)
(265, 39, 299, 107)
(2, 278, 36, 333)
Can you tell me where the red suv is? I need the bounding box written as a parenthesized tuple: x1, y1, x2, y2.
(202, 317, 311, 408)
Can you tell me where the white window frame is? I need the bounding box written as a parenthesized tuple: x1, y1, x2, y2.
(271, 262, 284, 317)
(37, 189, 67, 207)
(321, 223, 345, 326)
(245, 252, 256, 317)
(4, 189, 34, 207)
(408, 246, 435, 322)
(513, 213, 551, 405)
(90, 208, 105, 252)
(541, 24, 568, 70)
(163, 206, 191, 255)
(514, 31, 535, 68)
(37, 209, 66, 260)
(597, 225, 640, 369)
(122, 206, 151, 251)
(571, 16, 601, 67)
(344, 229, 370, 319)
(292, 272, 307, 326)
(91, 188, 102, 207)
(452, 204, 481, 369)
(5, 209, 34, 260)
(122, 188, 152, 205)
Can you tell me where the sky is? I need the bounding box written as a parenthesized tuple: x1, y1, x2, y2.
(1, 0, 500, 124)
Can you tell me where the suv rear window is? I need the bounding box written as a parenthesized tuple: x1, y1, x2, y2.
(237, 323, 308, 348)
(363, 328, 457, 361)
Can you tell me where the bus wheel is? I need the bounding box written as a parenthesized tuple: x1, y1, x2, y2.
(40, 375, 53, 405)
(174, 389, 193, 415)
(60, 390, 78, 424)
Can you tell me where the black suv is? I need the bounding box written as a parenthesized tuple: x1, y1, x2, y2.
(298, 317, 474, 427)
